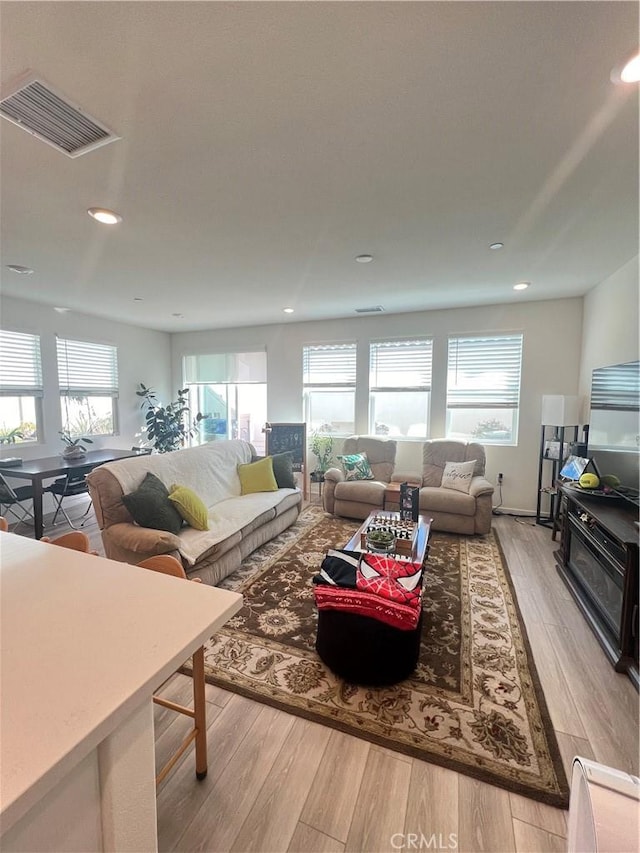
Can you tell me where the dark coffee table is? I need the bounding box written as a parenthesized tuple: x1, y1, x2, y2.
(315, 511, 432, 686)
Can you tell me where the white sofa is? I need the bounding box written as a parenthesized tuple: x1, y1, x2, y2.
(86, 440, 302, 585)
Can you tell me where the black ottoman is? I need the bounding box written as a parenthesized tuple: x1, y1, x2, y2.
(315, 608, 423, 686)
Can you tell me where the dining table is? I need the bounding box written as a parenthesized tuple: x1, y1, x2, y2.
(0, 448, 140, 539)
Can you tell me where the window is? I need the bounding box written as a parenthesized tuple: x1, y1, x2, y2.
(57, 337, 119, 436)
(0, 330, 43, 444)
(369, 339, 433, 438)
(303, 343, 356, 436)
(446, 333, 523, 445)
(183, 351, 267, 453)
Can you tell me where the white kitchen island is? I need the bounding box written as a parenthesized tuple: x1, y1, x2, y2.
(0, 532, 242, 852)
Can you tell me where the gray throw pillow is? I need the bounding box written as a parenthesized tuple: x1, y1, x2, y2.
(122, 472, 183, 534)
(251, 452, 296, 489)
(270, 452, 296, 489)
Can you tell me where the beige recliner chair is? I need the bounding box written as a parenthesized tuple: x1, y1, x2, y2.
(418, 439, 494, 534)
(323, 436, 397, 520)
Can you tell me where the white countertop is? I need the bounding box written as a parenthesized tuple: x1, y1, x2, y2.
(0, 532, 242, 833)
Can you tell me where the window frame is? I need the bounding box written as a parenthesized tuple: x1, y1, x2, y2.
(0, 329, 44, 444)
(303, 343, 357, 437)
(57, 336, 119, 437)
(446, 332, 523, 446)
(182, 350, 268, 449)
(368, 337, 433, 439)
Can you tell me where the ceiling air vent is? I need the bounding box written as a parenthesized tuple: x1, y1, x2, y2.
(0, 74, 120, 158)
(355, 305, 385, 314)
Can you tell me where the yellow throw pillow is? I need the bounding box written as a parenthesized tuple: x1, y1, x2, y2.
(168, 484, 209, 530)
(238, 456, 278, 495)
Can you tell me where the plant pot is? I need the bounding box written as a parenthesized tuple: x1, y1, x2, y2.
(62, 446, 87, 460)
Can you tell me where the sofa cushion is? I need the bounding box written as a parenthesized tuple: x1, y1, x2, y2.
(422, 439, 486, 487)
(419, 486, 477, 517)
(122, 473, 183, 534)
(238, 456, 278, 494)
(338, 452, 374, 481)
(441, 460, 476, 494)
(169, 484, 209, 530)
(335, 479, 386, 505)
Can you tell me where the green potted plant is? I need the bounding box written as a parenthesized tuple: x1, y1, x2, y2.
(59, 429, 93, 459)
(310, 429, 334, 475)
(136, 383, 204, 454)
(0, 427, 24, 445)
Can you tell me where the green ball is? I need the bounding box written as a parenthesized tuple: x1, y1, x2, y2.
(579, 473, 600, 489)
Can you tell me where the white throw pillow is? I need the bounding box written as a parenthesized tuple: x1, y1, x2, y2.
(441, 460, 476, 494)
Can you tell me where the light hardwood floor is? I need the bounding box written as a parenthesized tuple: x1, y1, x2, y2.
(17, 498, 639, 853)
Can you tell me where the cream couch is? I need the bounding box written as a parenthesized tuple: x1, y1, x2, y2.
(416, 439, 494, 534)
(86, 439, 302, 585)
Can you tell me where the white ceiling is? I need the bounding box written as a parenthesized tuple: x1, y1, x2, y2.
(1, 1, 638, 333)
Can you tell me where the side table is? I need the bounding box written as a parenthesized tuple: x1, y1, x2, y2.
(383, 481, 421, 511)
(309, 470, 325, 500)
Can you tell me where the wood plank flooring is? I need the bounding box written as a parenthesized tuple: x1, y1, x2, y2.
(13, 500, 639, 852)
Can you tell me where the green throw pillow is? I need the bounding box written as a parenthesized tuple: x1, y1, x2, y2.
(122, 472, 183, 534)
(270, 451, 296, 489)
(238, 456, 278, 495)
(338, 452, 374, 481)
(168, 484, 209, 530)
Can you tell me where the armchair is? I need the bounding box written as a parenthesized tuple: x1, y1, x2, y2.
(323, 436, 397, 520)
(418, 439, 494, 534)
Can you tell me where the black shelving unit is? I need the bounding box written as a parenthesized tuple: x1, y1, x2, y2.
(536, 423, 579, 527)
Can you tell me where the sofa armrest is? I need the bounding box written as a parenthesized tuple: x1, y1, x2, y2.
(469, 476, 495, 498)
(323, 466, 344, 484)
(391, 471, 423, 484)
(102, 522, 182, 558)
(322, 467, 344, 514)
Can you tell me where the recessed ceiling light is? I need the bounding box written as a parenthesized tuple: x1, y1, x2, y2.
(355, 254, 374, 263)
(54, 306, 71, 313)
(87, 207, 122, 225)
(513, 282, 530, 291)
(6, 264, 34, 274)
(611, 52, 640, 84)
(489, 242, 504, 250)
(283, 307, 294, 314)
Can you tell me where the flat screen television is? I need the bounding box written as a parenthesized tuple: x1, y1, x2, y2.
(587, 360, 640, 502)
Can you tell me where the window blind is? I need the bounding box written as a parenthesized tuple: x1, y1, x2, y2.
(303, 344, 357, 387)
(57, 337, 119, 396)
(183, 351, 267, 384)
(447, 334, 523, 408)
(591, 361, 640, 411)
(0, 330, 43, 396)
(370, 339, 433, 390)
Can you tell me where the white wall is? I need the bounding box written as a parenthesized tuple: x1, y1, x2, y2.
(0, 295, 171, 460)
(172, 297, 584, 513)
(579, 255, 639, 414)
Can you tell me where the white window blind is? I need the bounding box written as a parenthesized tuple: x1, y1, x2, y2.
(303, 344, 357, 387)
(447, 334, 523, 409)
(0, 330, 43, 396)
(591, 361, 639, 410)
(183, 351, 266, 384)
(370, 339, 433, 390)
(57, 337, 119, 396)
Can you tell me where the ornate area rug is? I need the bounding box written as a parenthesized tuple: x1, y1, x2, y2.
(194, 506, 569, 807)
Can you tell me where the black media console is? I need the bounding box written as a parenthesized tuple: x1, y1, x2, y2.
(556, 485, 639, 689)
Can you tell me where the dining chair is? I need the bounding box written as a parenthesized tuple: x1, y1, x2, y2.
(0, 472, 35, 530)
(136, 554, 208, 785)
(0, 516, 9, 532)
(41, 531, 98, 554)
(44, 469, 93, 530)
